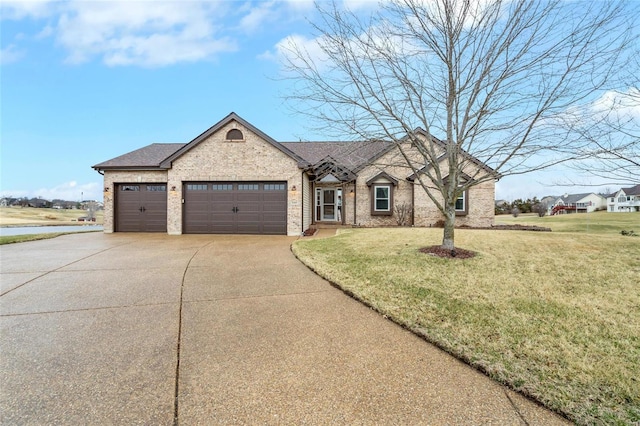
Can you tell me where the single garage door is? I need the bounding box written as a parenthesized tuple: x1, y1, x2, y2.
(116, 184, 167, 232)
(183, 182, 287, 235)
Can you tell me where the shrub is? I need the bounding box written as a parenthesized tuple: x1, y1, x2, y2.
(532, 203, 547, 217)
(394, 202, 413, 226)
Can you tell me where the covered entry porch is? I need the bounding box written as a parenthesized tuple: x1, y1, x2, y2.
(307, 157, 355, 226)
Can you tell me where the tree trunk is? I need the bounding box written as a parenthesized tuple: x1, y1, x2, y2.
(441, 204, 456, 250)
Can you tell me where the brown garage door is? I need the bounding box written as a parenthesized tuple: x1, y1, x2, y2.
(116, 184, 167, 232)
(183, 182, 287, 235)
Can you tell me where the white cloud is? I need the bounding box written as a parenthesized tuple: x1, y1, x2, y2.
(0, 44, 24, 64)
(239, 1, 278, 34)
(283, 0, 315, 10)
(0, 181, 102, 202)
(590, 88, 640, 121)
(342, 0, 383, 11)
(261, 33, 328, 67)
(2, 0, 318, 67)
(55, 1, 237, 67)
(0, 0, 57, 20)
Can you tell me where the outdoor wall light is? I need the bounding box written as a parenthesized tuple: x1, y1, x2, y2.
(291, 185, 297, 191)
(104, 187, 110, 192)
(171, 186, 177, 191)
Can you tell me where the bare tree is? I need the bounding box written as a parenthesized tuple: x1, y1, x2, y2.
(568, 52, 640, 185)
(280, 0, 635, 250)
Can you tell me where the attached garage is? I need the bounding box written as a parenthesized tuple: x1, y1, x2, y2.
(183, 182, 287, 235)
(116, 184, 168, 232)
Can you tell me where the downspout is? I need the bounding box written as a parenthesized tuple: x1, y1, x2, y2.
(353, 180, 357, 225)
(301, 170, 305, 234)
(341, 183, 345, 225)
(411, 180, 415, 226)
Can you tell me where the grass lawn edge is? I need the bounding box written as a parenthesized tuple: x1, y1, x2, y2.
(0, 231, 100, 245)
(289, 239, 572, 423)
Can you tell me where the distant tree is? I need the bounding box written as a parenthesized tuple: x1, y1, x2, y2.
(532, 203, 547, 217)
(495, 201, 510, 215)
(511, 207, 520, 218)
(281, 0, 635, 250)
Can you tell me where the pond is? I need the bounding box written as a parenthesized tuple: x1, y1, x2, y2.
(0, 225, 104, 236)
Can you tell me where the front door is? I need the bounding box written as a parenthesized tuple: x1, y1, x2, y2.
(315, 188, 342, 222)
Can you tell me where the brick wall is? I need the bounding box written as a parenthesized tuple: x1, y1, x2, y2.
(350, 143, 496, 228)
(167, 121, 304, 235)
(101, 170, 168, 233)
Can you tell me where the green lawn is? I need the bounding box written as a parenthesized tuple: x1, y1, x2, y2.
(0, 233, 66, 245)
(496, 211, 639, 234)
(293, 215, 640, 425)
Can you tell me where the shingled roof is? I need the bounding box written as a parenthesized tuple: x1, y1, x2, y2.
(281, 141, 391, 170)
(557, 193, 594, 204)
(93, 143, 185, 170)
(621, 184, 640, 195)
(94, 140, 392, 172)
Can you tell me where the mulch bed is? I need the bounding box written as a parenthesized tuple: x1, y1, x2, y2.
(419, 245, 477, 259)
(302, 228, 318, 236)
(487, 224, 551, 232)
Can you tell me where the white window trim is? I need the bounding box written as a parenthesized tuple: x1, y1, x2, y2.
(374, 185, 391, 212)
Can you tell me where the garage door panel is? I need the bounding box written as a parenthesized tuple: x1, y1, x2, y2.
(183, 182, 287, 235)
(116, 184, 167, 232)
(263, 204, 286, 213)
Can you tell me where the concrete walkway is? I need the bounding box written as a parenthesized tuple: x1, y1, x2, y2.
(0, 233, 569, 425)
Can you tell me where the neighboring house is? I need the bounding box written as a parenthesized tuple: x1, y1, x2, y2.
(606, 184, 640, 212)
(550, 193, 606, 215)
(93, 112, 497, 235)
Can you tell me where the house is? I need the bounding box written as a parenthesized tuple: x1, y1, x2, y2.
(550, 193, 606, 215)
(606, 184, 640, 212)
(93, 113, 497, 235)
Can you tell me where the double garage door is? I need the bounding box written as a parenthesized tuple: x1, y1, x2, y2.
(183, 182, 287, 234)
(116, 182, 287, 234)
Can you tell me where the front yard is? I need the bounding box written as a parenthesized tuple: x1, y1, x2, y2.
(292, 219, 639, 425)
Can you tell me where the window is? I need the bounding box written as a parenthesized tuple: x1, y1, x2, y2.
(226, 129, 244, 141)
(186, 184, 208, 191)
(371, 184, 392, 215)
(121, 185, 140, 191)
(455, 193, 465, 211)
(238, 184, 259, 191)
(375, 186, 390, 210)
(212, 184, 232, 191)
(264, 183, 286, 191)
(367, 173, 398, 216)
(455, 189, 469, 216)
(146, 185, 166, 191)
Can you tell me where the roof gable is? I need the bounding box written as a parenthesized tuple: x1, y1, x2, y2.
(366, 171, 399, 186)
(308, 156, 357, 182)
(621, 184, 640, 196)
(160, 112, 304, 168)
(408, 129, 499, 178)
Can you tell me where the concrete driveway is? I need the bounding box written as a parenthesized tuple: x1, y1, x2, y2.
(1, 233, 568, 425)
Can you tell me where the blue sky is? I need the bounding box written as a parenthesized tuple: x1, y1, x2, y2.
(1, 0, 634, 202)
